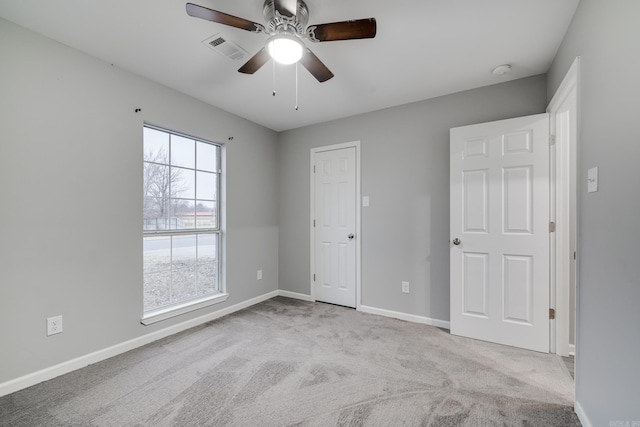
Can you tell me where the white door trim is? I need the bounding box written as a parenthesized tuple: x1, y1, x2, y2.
(310, 141, 362, 308)
(547, 57, 580, 357)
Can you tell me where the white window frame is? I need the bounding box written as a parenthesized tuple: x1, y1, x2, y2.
(141, 124, 227, 325)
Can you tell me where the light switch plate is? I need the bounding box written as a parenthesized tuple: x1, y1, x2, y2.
(362, 196, 370, 207)
(587, 167, 598, 193)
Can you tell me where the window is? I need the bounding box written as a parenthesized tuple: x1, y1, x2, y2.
(142, 125, 225, 324)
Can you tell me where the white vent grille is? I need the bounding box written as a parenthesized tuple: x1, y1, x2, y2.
(202, 33, 249, 61)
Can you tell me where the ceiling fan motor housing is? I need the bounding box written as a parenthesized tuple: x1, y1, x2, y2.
(263, 0, 309, 36)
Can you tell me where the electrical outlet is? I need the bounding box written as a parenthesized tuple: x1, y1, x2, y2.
(257, 269, 263, 280)
(402, 281, 410, 294)
(47, 315, 63, 336)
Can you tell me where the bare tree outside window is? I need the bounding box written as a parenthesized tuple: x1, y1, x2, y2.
(143, 147, 189, 230)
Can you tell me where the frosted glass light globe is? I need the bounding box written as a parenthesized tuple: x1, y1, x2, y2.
(266, 35, 304, 65)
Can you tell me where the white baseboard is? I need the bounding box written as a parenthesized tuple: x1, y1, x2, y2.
(277, 290, 314, 302)
(569, 344, 575, 356)
(574, 400, 593, 427)
(359, 305, 450, 330)
(0, 290, 279, 397)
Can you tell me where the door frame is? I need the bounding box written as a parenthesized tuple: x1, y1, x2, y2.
(547, 57, 580, 357)
(310, 141, 362, 308)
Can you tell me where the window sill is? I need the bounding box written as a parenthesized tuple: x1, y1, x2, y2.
(140, 292, 229, 325)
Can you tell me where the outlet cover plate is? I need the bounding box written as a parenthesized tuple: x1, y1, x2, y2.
(402, 281, 410, 293)
(47, 315, 63, 336)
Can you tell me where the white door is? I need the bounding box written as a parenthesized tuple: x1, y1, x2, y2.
(313, 146, 357, 307)
(450, 114, 550, 352)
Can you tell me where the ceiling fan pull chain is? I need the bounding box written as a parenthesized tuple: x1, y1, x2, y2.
(295, 62, 299, 111)
(272, 58, 276, 96)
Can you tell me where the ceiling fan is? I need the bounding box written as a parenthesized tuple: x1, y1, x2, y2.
(186, 0, 377, 82)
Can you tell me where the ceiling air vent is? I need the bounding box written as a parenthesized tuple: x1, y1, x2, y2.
(202, 33, 249, 61)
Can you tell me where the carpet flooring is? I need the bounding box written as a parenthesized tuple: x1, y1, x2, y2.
(562, 356, 575, 380)
(0, 297, 580, 426)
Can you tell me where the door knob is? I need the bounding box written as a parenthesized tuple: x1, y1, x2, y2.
(348, 233, 355, 240)
(452, 238, 461, 245)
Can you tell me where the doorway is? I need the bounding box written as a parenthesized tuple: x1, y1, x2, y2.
(449, 57, 579, 358)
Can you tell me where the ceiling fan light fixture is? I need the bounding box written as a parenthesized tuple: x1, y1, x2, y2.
(266, 34, 304, 65)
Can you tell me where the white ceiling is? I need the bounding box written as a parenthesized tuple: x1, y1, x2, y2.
(0, 0, 579, 132)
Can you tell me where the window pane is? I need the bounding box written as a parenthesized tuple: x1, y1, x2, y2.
(197, 234, 217, 295)
(197, 142, 217, 172)
(144, 271, 171, 312)
(144, 164, 171, 230)
(143, 197, 170, 230)
(196, 171, 216, 200)
(143, 128, 169, 164)
(143, 163, 169, 198)
(172, 235, 196, 261)
(170, 134, 195, 169)
(172, 235, 197, 303)
(171, 167, 194, 199)
(195, 201, 216, 229)
(143, 236, 171, 274)
(171, 199, 194, 229)
(172, 268, 198, 302)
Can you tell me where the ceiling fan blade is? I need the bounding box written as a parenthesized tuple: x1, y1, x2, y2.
(186, 3, 263, 32)
(299, 48, 334, 83)
(238, 48, 271, 74)
(307, 18, 377, 42)
(274, 0, 297, 17)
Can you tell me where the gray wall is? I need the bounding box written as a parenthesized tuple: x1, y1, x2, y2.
(0, 19, 279, 384)
(547, 0, 640, 424)
(278, 75, 547, 322)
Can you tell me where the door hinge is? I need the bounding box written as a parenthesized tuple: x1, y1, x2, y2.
(313, 219, 316, 227)
(313, 274, 316, 282)
(550, 134, 556, 146)
(549, 221, 556, 232)
(313, 165, 316, 173)
(549, 308, 556, 320)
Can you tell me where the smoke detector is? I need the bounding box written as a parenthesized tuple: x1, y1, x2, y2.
(492, 64, 512, 75)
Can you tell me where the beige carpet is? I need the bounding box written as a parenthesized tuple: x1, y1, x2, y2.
(0, 297, 580, 426)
